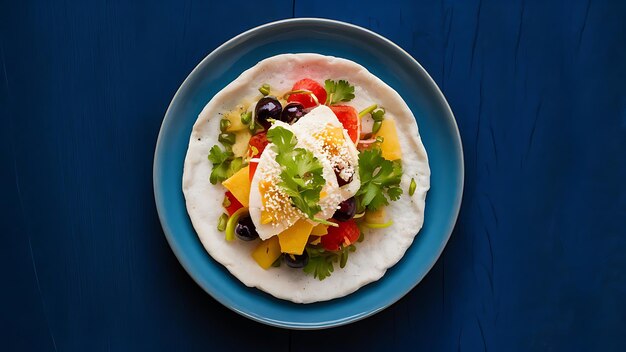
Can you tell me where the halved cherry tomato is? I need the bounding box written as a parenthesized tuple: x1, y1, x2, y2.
(223, 191, 243, 216)
(248, 132, 268, 158)
(288, 78, 327, 109)
(321, 219, 360, 251)
(330, 105, 359, 144)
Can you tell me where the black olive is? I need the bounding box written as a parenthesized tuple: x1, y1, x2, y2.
(255, 96, 282, 129)
(333, 197, 356, 222)
(235, 215, 259, 241)
(285, 251, 309, 268)
(281, 102, 306, 124)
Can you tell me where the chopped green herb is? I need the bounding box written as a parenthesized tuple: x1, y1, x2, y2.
(356, 148, 403, 211)
(249, 121, 263, 134)
(409, 178, 417, 196)
(375, 136, 385, 143)
(208, 145, 243, 184)
(324, 79, 355, 105)
(303, 247, 335, 280)
(372, 120, 382, 133)
(240, 111, 252, 125)
(304, 254, 334, 280)
(267, 125, 297, 149)
(208, 145, 231, 165)
(259, 83, 271, 96)
(218, 132, 236, 145)
(267, 126, 325, 220)
(371, 108, 385, 121)
(339, 249, 349, 268)
(303, 244, 356, 280)
(220, 118, 231, 132)
(217, 213, 228, 232)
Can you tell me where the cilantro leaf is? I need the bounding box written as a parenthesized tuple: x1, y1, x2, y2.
(267, 126, 326, 219)
(303, 251, 335, 280)
(387, 186, 403, 201)
(324, 79, 355, 105)
(356, 148, 403, 210)
(267, 126, 297, 150)
(303, 244, 357, 280)
(207, 145, 243, 184)
(338, 244, 356, 268)
(208, 145, 232, 165)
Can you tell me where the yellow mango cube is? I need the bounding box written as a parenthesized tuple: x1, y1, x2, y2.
(222, 166, 250, 207)
(311, 224, 328, 236)
(251, 237, 281, 270)
(376, 119, 402, 160)
(365, 208, 387, 224)
(278, 219, 314, 255)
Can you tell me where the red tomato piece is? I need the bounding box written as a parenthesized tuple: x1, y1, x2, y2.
(330, 105, 360, 144)
(223, 191, 243, 216)
(248, 132, 268, 158)
(249, 160, 258, 183)
(287, 78, 327, 109)
(321, 219, 360, 251)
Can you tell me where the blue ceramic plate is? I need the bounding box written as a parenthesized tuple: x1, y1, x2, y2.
(154, 18, 463, 329)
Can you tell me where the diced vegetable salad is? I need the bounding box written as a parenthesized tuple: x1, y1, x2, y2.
(207, 78, 411, 280)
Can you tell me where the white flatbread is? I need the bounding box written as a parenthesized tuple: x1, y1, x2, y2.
(182, 54, 430, 303)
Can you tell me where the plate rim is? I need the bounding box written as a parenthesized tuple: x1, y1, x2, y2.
(153, 17, 464, 329)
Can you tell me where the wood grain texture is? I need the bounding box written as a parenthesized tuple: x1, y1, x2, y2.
(1, 0, 625, 350)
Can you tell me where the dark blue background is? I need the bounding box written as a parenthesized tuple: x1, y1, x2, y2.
(2, 1, 625, 350)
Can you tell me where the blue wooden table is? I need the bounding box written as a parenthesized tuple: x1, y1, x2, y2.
(2, 1, 625, 350)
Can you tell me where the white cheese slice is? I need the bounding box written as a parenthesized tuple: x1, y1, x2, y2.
(249, 106, 360, 240)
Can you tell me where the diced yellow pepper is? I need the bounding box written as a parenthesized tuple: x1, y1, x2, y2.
(222, 166, 250, 207)
(311, 224, 328, 236)
(251, 237, 281, 270)
(277, 219, 314, 255)
(364, 208, 387, 224)
(376, 119, 402, 160)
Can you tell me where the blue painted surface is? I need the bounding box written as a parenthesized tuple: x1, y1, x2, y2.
(2, 0, 625, 350)
(154, 19, 463, 329)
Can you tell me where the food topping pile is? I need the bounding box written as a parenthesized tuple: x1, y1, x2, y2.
(208, 78, 413, 279)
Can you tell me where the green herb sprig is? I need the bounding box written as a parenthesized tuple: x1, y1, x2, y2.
(324, 79, 355, 105)
(356, 148, 403, 211)
(409, 178, 417, 196)
(266, 126, 326, 220)
(303, 244, 357, 280)
(258, 83, 271, 96)
(207, 145, 243, 184)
